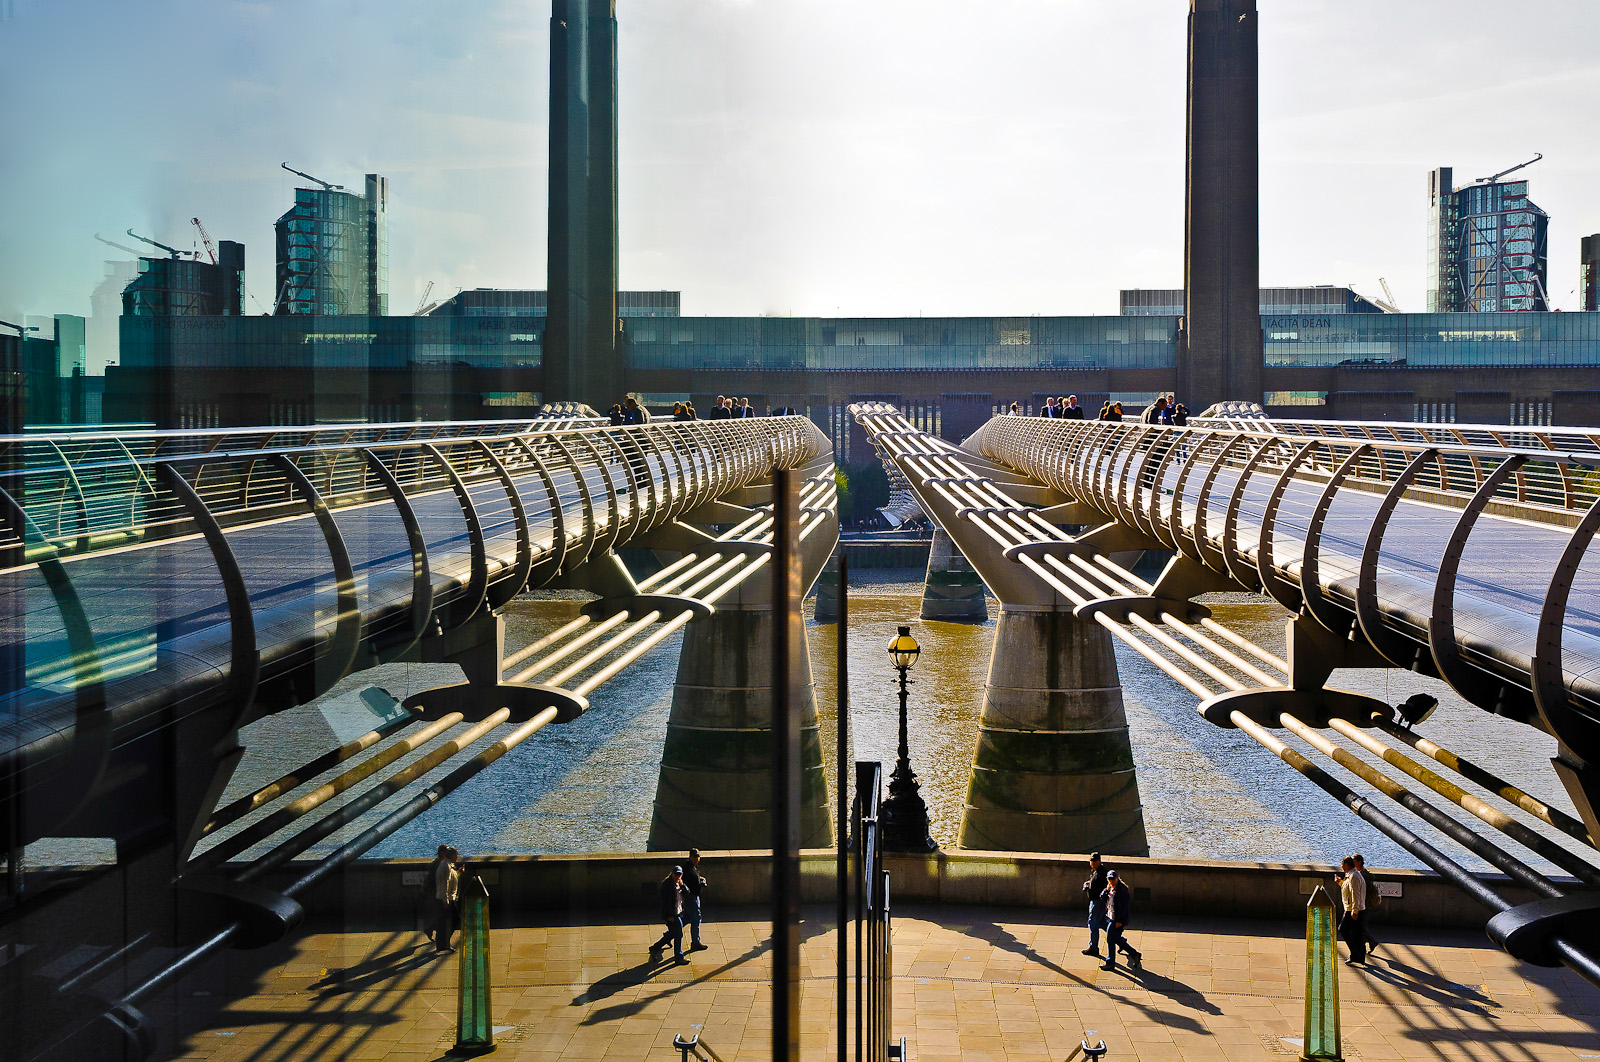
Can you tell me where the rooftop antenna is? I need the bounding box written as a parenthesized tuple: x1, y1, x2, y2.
(125, 228, 198, 260)
(280, 162, 344, 192)
(1476, 153, 1542, 184)
(94, 232, 146, 256)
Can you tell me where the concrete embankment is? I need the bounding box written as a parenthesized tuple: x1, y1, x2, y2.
(254, 849, 1570, 931)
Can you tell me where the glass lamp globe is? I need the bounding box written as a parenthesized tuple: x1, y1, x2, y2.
(887, 625, 921, 669)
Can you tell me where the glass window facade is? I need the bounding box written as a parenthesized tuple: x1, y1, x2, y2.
(274, 177, 389, 316)
(1263, 311, 1600, 368)
(625, 316, 1181, 371)
(1427, 167, 1550, 313)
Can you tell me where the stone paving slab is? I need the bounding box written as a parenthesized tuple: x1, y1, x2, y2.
(164, 905, 1600, 1061)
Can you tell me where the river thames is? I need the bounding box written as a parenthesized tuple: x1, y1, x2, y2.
(202, 571, 1592, 876)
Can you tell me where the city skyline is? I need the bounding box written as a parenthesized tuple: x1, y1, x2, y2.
(4, 0, 1600, 358)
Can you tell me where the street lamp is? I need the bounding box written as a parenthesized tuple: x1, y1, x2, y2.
(880, 625, 937, 852)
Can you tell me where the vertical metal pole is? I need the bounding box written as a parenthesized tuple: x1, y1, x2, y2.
(835, 551, 850, 1062)
(855, 766, 866, 1062)
(772, 466, 801, 1062)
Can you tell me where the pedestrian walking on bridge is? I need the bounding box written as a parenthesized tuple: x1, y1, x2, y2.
(684, 849, 709, 951)
(428, 844, 461, 953)
(650, 865, 690, 965)
(1336, 855, 1368, 964)
(1099, 870, 1142, 972)
(1080, 852, 1109, 957)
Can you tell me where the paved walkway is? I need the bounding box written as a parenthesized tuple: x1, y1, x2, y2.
(167, 905, 1600, 1061)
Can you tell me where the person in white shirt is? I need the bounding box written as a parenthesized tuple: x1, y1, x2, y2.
(1336, 855, 1367, 964)
(430, 845, 461, 953)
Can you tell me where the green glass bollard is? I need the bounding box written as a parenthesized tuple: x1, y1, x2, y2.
(455, 873, 495, 1055)
(1301, 884, 1342, 1061)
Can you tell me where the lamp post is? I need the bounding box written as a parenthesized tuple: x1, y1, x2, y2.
(880, 625, 937, 852)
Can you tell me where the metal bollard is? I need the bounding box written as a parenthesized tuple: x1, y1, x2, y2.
(1300, 884, 1342, 1061)
(454, 872, 495, 1054)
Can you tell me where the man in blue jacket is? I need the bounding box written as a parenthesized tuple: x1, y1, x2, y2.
(1100, 870, 1142, 972)
(1080, 852, 1109, 957)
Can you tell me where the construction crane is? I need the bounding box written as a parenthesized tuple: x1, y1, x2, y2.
(280, 162, 344, 192)
(1375, 277, 1402, 314)
(190, 217, 217, 265)
(94, 233, 146, 256)
(1476, 153, 1542, 184)
(125, 228, 197, 261)
(413, 281, 437, 316)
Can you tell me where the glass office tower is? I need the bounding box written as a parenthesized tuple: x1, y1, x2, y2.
(1427, 166, 1550, 313)
(274, 173, 389, 315)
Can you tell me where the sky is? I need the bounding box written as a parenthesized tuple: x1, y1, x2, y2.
(3, 0, 1600, 369)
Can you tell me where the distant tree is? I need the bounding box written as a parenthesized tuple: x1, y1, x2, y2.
(834, 467, 853, 522)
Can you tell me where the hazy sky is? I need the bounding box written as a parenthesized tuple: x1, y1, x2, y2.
(4, 0, 1600, 361)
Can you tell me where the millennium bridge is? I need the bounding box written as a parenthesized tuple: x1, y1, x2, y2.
(854, 401, 1600, 987)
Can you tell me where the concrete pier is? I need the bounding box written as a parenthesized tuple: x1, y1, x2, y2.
(647, 604, 832, 851)
(959, 607, 1148, 855)
(920, 527, 988, 622)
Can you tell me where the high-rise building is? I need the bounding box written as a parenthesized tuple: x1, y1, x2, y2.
(274, 173, 389, 315)
(121, 241, 245, 316)
(1582, 235, 1600, 312)
(1427, 166, 1549, 312)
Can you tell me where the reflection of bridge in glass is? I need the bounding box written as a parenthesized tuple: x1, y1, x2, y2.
(855, 402, 1600, 988)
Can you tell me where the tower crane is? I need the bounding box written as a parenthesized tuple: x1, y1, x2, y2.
(125, 228, 198, 260)
(1376, 277, 1401, 314)
(413, 281, 437, 316)
(279, 162, 344, 191)
(1476, 153, 1542, 184)
(190, 217, 217, 265)
(94, 233, 147, 256)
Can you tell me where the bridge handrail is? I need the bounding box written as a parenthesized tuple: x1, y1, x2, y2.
(0, 416, 823, 562)
(966, 413, 1600, 522)
(1, 416, 830, 783)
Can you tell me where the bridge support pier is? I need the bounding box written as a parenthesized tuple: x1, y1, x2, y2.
(921, 527, 988, 622)
(647, 602, 832, 852)
(959, 607, 1148, 855)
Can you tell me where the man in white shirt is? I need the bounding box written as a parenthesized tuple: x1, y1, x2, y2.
(1337, 855, 1367, 964)
(430, 845, 461, 952)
